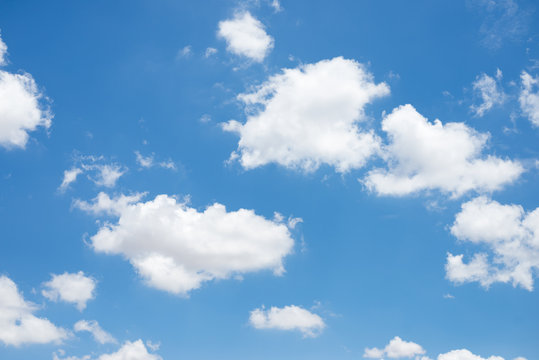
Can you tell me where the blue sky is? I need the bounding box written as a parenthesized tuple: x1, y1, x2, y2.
(0, 0, 538, 359)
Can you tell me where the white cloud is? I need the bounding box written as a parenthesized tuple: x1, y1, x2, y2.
(75, 192, 297, 295)
(470, 70, 505, 117)
(0, 70, 52, 149)
(92, 164, 125, 188)
(438, 349, 505, 360)
(0, 275, 67, 346)
(446, 196, 539, 291)
(223, 57, 389, 172)
(74, 320, 116, 344)
(98, 340, 161, 360)
(59, 168, 83, 192)
(42, 272, 97, 311)
(217, 11, 274, 62)
(177, 45, 192, 59)
(269, 0, 282, 12)
(364, 336, 426, 359)
(0, 31, 7, 65)
(249, 305, 325, 337)
(363, 104, 523, 197)
(204, 47, 218, 58)
(135, 151, 176, 170)
(519, 71, 539, 127)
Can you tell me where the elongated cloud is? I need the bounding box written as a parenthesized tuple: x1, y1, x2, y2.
(0, 275, 67, 346)
(218, 11, 274, 62)
(249, 305, 325, 337)
(74, 320, 116, 344)
(519, 71, 539, 127)
(223, 57, 389, 172)
(363, 104, 523, 197)
(446, 196, 539, 291)
(42, 272, 97, 311)
(75, 193, 298, 295)
(470, 70, 505, 117)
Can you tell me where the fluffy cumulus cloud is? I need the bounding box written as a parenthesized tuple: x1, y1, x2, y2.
(218, 11, 274, 62)
(223, 57, 389, 172)
(75, 192, 297, 295)
(364, 336, 426, 359)
(363, 104, 523, 197)
(0, 70, 52, 149)
(0, 275, 67, 346)
(98, 340, 161, 360)
(42, 271, 97, 311)
(470, 69, 505, 117)
(519, 71, 539, 127)
(437, 349, 506, 360)
(74, 320, 116, 344)
(249, 305, 325, 337)
(446, 196, 539, 291)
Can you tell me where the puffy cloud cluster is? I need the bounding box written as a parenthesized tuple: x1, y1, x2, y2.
(42, 271, 97, 311)
(470, 70, 505, 117)
(0, 275, 67, 346)
(75, 193, 298, 295)
(363, 336, 426, 359)
(519, 71, 539, 127)
(446, 196, 539, 290)
(363, 105, 523, 197)
(223, 57, 389, 172)
(249, 305, 325, 337)
(59, 155, 126, 191)
(217, 11, 274, 62)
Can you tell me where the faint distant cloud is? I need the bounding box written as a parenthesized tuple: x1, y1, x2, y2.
(199, 114, 212, 123)
(204, 47, 218, 58)
(443, 293, 455, 299)
(468, 0, 532, 49)
(177, 45, 192, 59)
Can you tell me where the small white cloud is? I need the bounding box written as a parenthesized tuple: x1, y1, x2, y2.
(519, 71, 539, 127)
(204, 47, 218, 58)
(145, 340, 161, 352)
(223, 57, 389, 173)
(92, 164, 125, 188)
(199, 114, 212, 123)
(470, 71, 505, 117)
(363, 336, 426, 359)
(177, 45, 192, 59)
(59, 168, 83, 192)
(75, 192, 296, 295)
(0, 31, 7, 65)
(363, 104, 523, 197)
(270, 0, 282, 12)
(42, 271, 96, 311)
(446, 196, 539, 291)
(97, 340, 162, 360)
(135, 151, 154, 168)
(443, 293, 455, 299)
(0, 275, 68, 346)
(217, 11, 274, 62)
(249, 305, 325, 337)
(438, 349, 505, 360)
(0, 71, 52, 149)
(74, 320, 116, 344)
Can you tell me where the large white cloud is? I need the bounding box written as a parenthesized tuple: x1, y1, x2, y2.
(217, 11, 274, 62)
(42, 272, 97, 311)
(363, 104, 523, 197)
(249, 305, 325, 337)
(223, 57, 389, 172)
(364, 336, 426, 359)
(0, 275, 67, 346)
(519, 71, 539, 127)
(446, 196, 539, 291)
(470, 70, 505, 117)
(0, 70, 52, 149)
(75, 192, 298, 295)
(437, 349, 505, 360)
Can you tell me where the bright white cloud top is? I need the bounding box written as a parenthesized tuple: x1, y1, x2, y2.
(0, 71, 52, 149)
(363, 104, 523, 197)
(75, 192, 297, 295)
(519, 71, 539, 127)
(0, 275, 67, 346)
(74, 320, 116, 344)
(0, 32, 7, 65)
(470, 70, 505, 117)
(42, 271, 97, 311)
(217, 11, 274, 62)
(363, 336, 426, 359)
(97, 340, 162, 360)
(223, 57, 389, 172)
(446, 196, 539, 291)
(249, 305, 325, 337)
(437, 349, 506, 360)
